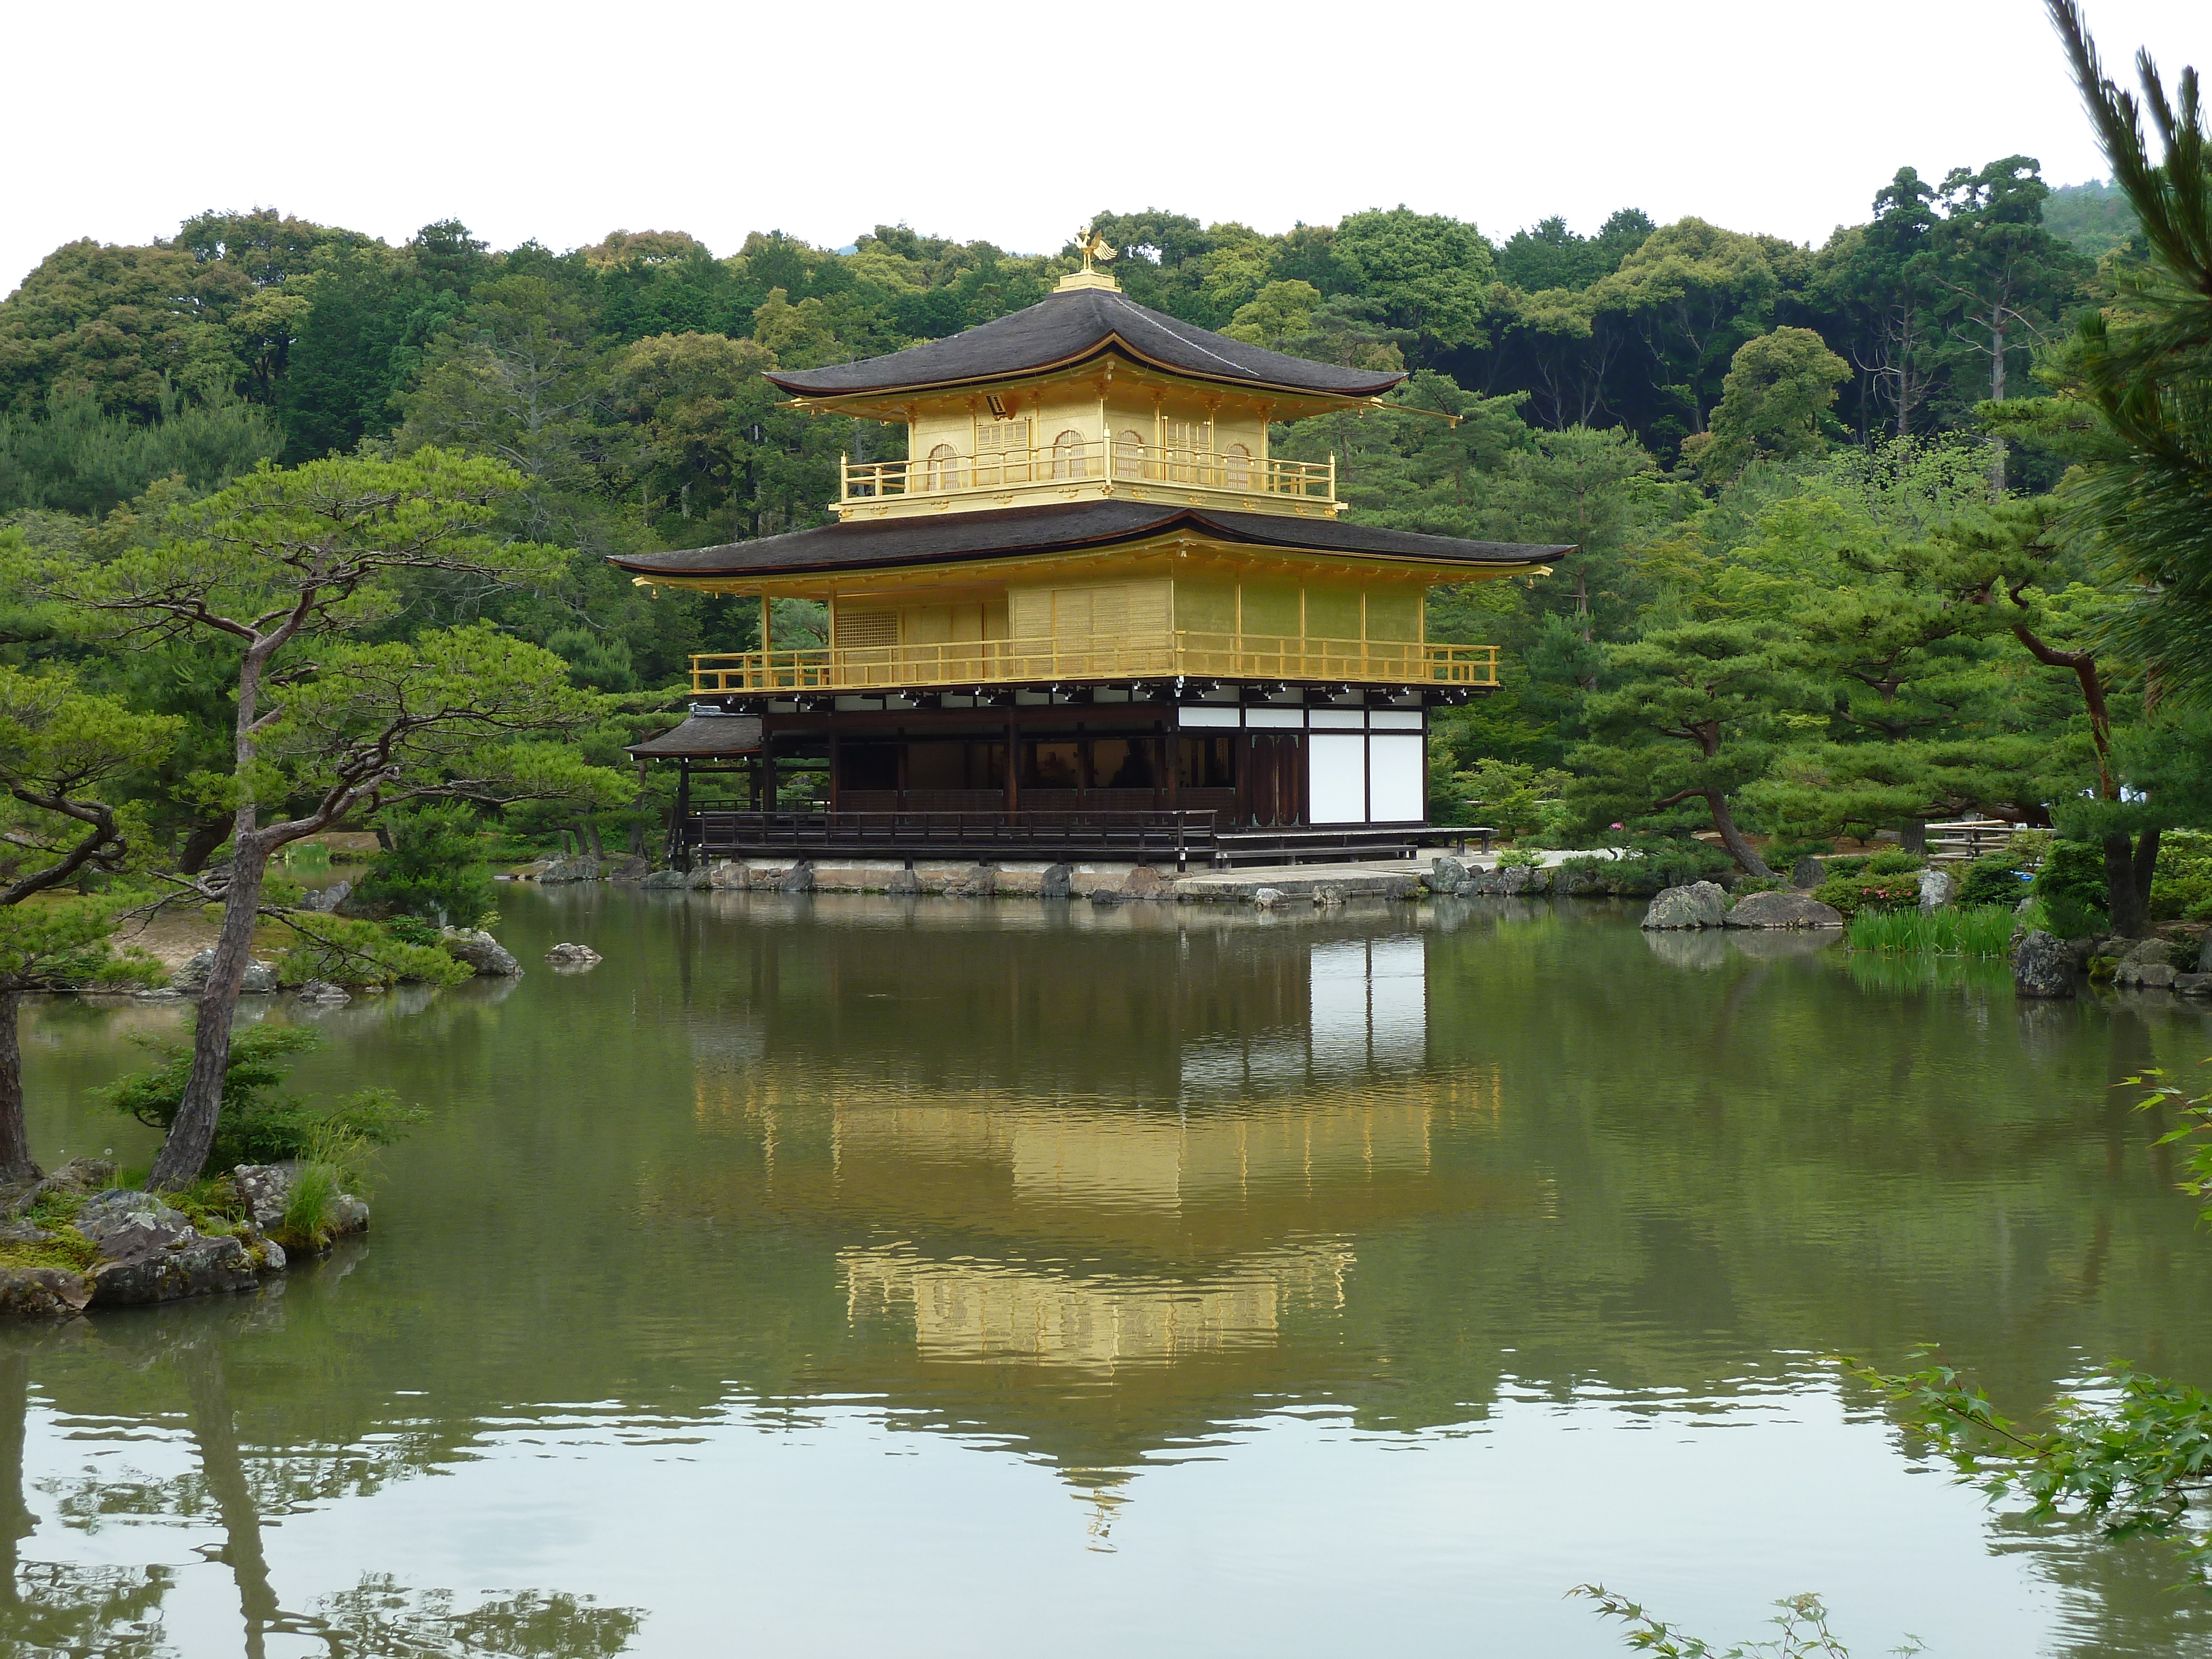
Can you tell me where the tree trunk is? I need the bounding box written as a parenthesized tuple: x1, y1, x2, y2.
(149, 832, 270, 1191)
(0, 989, 36, 1186)
(1987, 316, 2008, 498)
(0, 1345, 29, 1593)
(179, 1344, 279, 1656)
(177, 818, 231, 875)
(1704, 791, 1776, 880)
(583, 818, 605, 860)
(2103, 829, 2161, 938)
(1900, 818, 1927, 854)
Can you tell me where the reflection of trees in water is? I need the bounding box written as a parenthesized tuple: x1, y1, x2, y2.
(0, 1348, 171, 1656)
(0, 1331, 643, 1659)
(1981, 1508, 2212, 1657)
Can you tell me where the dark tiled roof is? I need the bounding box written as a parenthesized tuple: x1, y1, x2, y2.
(609, 501, 1568, 581)
(765, 288, 1406, 400)
(624, 714, 764, 757)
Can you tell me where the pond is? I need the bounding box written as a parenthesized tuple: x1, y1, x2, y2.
(9, 889, 2212, 1657)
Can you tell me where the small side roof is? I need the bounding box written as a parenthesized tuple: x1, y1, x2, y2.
(624, 713, 765, 758)
(609, 500, 1567, 583)
(765, 287, 1406, 402)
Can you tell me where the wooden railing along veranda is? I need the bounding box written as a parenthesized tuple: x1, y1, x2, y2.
(688, 634, 1499, 694)
(839, 441, 1335, 508)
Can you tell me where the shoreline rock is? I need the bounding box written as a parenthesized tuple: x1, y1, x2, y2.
(2012, 928, 2077, 998)
(1642, 882, 1728, 931)
(439, 927, 523, 977)
(1724, 890, 1844, 930)
(0, 1160, 369, 1319)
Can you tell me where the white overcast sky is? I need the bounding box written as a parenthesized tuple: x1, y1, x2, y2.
(6, 0, 2201, 298)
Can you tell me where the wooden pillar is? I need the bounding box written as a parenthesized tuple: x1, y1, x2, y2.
(763, 747, 779, 813)
(828, 726, 842, 815)
(1004, 712, 1020, 821)
(674, 760, 692, 870)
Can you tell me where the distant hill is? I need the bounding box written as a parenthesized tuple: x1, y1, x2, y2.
(2044, 178, 2137, 257)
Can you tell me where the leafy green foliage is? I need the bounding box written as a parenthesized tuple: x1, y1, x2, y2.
(1811, 851, 1927, 918)
(98, 1021, 425, 1171)
(0, 386, 282, 517)
(1957, 848, 2035, 906)
(2032, 838, 2109, 936)
(1687, 328, 1850, 480)
(2042, 2, 2212, 697)
(1849, 1350, 2212, 1587)
(1571, 1584, 1903, 1657)
(2150, 830, 2212, 922)
(2128, 1058, 2212, 1225)
(1446, 759, 1571, 842)
(1570, 622, 1815, 876)
(348, 805, 494, 928)
(272, 914, 472, 990)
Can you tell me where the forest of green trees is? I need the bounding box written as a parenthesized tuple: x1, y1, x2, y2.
(0, 41, 2205, 927)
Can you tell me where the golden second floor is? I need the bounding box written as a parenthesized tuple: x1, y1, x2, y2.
(689, 557, 1498, 695)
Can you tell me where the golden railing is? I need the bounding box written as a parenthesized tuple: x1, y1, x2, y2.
(840, 442, 1334, 507)
(689, 634, 1498, 693)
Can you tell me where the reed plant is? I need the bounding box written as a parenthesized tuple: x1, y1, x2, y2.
(274, 1121, 374, 1253)
(1846, 904, 2018, 957)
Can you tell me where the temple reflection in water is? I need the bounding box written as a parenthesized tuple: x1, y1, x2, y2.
(691, 924, 1509, 1386)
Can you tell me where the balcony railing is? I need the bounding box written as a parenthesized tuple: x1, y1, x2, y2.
(839, 441, 1334, 508)
(690, 633, 1498, 694)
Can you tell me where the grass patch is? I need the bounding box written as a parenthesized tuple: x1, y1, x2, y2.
(18, 1188, 88, 1229)
(0, 1228, 99, 1274)
(166, 1174, 248, 1237)
(272, 1122, 372, 1254)
(1847, 904, 2019, 957)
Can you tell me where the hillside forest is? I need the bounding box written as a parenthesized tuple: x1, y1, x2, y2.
(2, 75, 2209, 928)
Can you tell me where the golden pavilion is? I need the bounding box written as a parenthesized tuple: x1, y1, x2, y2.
(614, 236, 1568, 865)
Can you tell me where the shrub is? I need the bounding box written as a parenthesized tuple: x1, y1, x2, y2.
(274, 913, 473, 990)
(1448, 759, 1571, 843)
(1630, 834, 1735, 890)
(1958, 849, 2036, 907)
(1765, 837, 1837, 869)
(1495, 847, 1543, 870)
(2150, 830, 2212, 922)
(100, 1021, 426, 1171)
(1811, 869, 1922, 919)
(347, 804, 495, 928)
(2033, 838, 2109, 937)
(1863, 848, 1926, 875)
(1553, 854, 1634, 896)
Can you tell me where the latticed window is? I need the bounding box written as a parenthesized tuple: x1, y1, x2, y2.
(923, 444, 959, 492)
(1050, 430, 1088, 479)
(1225, 443, 1252, 489)
(975, 418, 1031, 484)
(1113, 429, 1145, 479)
(1162, 419, 1208, 483)
(837, 611, 896, 650)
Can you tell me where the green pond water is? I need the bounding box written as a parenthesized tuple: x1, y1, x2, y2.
(8, 888, 2212, 1657)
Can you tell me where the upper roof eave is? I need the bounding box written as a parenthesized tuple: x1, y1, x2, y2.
(608, 500, 1569, 585)
(761, 288, 1406, 404)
